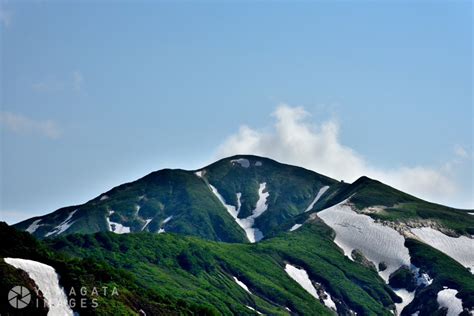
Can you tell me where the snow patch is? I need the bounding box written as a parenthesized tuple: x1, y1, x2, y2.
(210, 185, 239, 218)
(209, 183, 268, 243)
(156, 216, 173, 233)
(255, 161, 262, 166)
(106, 210, 131, 234)
(4, 258, 73, 315)
(318, 200, 411, 282)
(236, 192, 242, 212)
(163, 216, 173, 224)
(437, 288, 463, 316)
(412, 265, 433, 287)
(141, 219, 153, 231)
(290, 224, 302, 232)
(316, 283, 337, 311)
(233, 276, 251, 294)
(323, 293, 337, 311)
(246, 305, 262, 314)
(45, 210, 78, 237)
(195, 170, 203, 178)
(26, 219, 42, 234)
(100, 195, 109, 201)
(394, 289, 415, 316)
(285, 264, 319, 299)
(411, 227, 474, 272)
(253, 183, 269, 218)
(305, 186, 330, 212)
(108, 222, 130, 234)
(231, 158, 250, 168)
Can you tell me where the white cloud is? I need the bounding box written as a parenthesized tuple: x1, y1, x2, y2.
(217, 104, 470, 208)
(0, 111, 61, 139)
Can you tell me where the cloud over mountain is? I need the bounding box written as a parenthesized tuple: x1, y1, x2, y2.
(218, 104, 470, 208)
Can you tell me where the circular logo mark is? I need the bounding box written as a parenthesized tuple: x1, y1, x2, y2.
(8, 286, 31, 309)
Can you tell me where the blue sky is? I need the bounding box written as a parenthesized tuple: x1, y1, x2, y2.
(1, 1, 472, 224)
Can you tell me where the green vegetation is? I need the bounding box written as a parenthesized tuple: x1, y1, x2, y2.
(0, 222, 223, 315)
(45, 219, 400, 316)
(314, 176, 474, 236)
(402, 238, 474, 315)
(388, 266, 416, 291)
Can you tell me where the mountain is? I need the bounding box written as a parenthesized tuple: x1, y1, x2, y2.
(4, 155, 474, 315)
(14, 155, 473, 241)
(14, 155, 338, 242)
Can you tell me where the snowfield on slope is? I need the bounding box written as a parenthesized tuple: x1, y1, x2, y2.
(315, 282, 337, 311)
(246, 305, 262, 314)
(318, 200, 411, 282)
(209, 183, 269, 243)
(285, 264, 338, 311)
(394, 289, 415, 316)
(195, 170, 203, 178)
(106, 210, 131, 234)
(26, 219, 42, 234)
(284, 264, 319, 299)
(233, 276, 251, 294)
(4, 258, 73, 316)
(305, 186, 330, 212)
(141, 219, 153, 231)
(163, 215, 173, 224)
(45, 210, 78, 237)
(289, 224, 302, 232)
(411, 227, 474, 273)
(230, 158, 250, 168)
(436, 288, 463, 316)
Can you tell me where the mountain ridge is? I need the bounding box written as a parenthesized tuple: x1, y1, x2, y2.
(14, 155, 473, 241)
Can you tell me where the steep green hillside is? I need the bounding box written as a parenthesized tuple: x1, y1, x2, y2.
(49, 219, 397, 315)
(14, 168, 248, 242)
(0, 222, 223, 315)
(402, 238, 474, 315)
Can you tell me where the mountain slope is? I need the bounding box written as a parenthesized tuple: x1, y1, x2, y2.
(47, 219, 399, 315)
(0, 222, 221, 315)
(15, 155, 337, 242)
